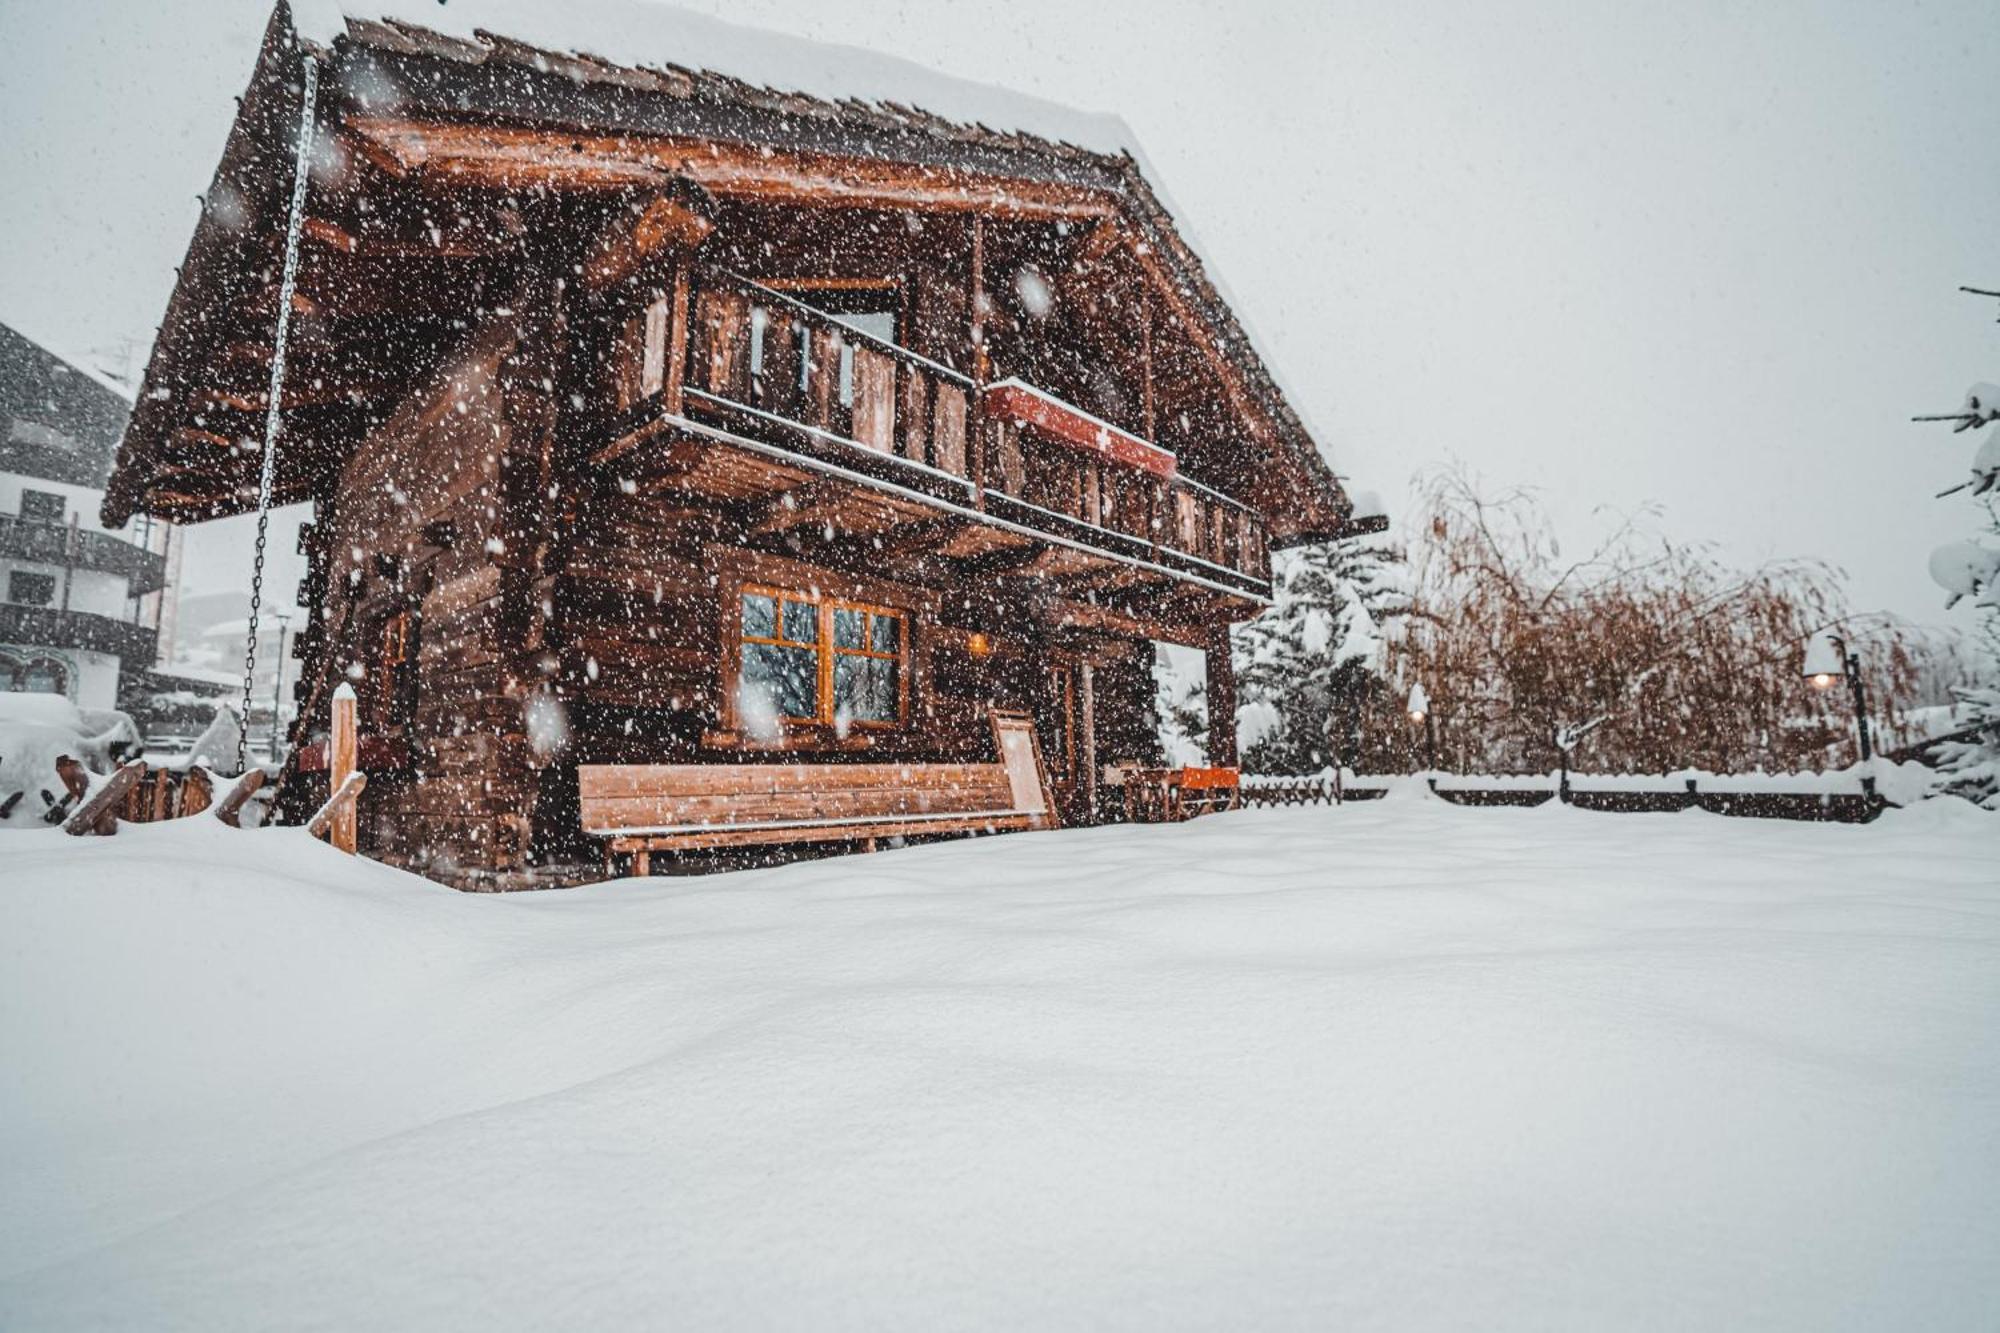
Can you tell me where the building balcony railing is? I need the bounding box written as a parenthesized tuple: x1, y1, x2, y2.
(0, 513, 168, 595)
(667, 267, 1270, 595)
(0, 602, 159, 667)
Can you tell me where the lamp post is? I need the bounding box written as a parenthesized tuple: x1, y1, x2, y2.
(269, 608, 294, 764)
(1803, 630, 1875, 797)
(1407, 682, 1436, 772)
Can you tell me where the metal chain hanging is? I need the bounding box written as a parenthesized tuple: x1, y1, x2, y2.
(239, 52, 319, 774)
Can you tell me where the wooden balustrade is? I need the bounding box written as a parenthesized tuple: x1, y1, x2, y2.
(685, 269, 974, 482)
(990, 415, 1266, 581)
(649, 266, 1270, 587)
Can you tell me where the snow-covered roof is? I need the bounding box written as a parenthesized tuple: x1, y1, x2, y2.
(1, 321, 134, 489)
(109, 0, 1354, 539)
(152, 662, 246, 688)
(293, 0, 1139, 160)
(293, 0, 1350, 525)
(0, 322, 134, 407)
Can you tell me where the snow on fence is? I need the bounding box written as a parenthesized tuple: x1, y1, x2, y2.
(1239, 773, 1896, 823)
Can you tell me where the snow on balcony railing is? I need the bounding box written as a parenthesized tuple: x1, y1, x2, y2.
(665, 267, 1270, 588)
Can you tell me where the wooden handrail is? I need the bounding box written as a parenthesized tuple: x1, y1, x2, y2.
(307, 770, 367, 847)
(709, 266, 974, 386)
(321, 683, 360, 853)
(213, 768, 268, 828)
(660, 265, 1272, 587)
(61, 759, 147, 836)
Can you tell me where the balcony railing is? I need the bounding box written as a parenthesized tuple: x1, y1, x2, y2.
(0, 603, 159, 666)
(0, 513, 167, 595)
(674, 267, 1270, 593)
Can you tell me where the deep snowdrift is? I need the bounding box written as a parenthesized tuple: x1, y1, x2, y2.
(3, 798, 1996, 1329)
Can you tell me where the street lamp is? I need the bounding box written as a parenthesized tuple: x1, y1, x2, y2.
(1407, 682, 1436, 771)
(1802, 630, 1876, 796)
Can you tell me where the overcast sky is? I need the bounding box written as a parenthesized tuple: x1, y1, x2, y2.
(1, 0, 1994, 629)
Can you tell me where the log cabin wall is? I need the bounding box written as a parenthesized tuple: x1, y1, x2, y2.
(292, 273, 575, 888)
(268, 193, 1200, 884)
(264, 189, 1279, 885)
(93, 15, 1371, 890)
(554, 496, 1048, 766)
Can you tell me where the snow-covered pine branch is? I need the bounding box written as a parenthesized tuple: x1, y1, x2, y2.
(1918, 293, 2000, 806)
(1160, 524, 1411, 774)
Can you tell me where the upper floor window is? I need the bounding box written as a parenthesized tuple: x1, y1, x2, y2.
(830, 309, 896, 345)
(18, 489, 64, 524)
(759, 282, 900, 407)
(7, 571, 58, 607)
(825, 308, 896, 407)
(737, 586, 905, 728)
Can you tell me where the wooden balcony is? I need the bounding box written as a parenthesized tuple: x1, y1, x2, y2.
(598, 267, 1271, 602)
(0, 514, 168, 596)
(0, 603, 159, 668)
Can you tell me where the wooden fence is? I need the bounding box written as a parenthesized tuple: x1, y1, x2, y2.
(1240, 776, 1889, 824)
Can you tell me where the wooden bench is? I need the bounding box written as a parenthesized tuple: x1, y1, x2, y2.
(578, 711, 1057, 875)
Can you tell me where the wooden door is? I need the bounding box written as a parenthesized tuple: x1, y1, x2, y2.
(1037, 661, 1096, 825)
(1038, 664, 1076, 793)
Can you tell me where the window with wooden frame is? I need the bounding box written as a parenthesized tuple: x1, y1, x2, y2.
(737, 586, 906, 728)
(758, 280, 901, 407)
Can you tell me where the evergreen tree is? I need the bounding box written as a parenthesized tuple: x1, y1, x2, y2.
(1921, 333, 2000, 806)
(1157, 530, 1406, 774)
(1236, 533, 1407, 774)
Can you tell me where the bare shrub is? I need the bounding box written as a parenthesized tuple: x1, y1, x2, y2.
(1383, 468, 1935, 775)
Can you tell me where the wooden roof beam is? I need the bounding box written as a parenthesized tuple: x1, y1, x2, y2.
(1060, 219, 1346, 540)
(191, 378, 393, 413)
(342, 116, 1120, 221)
(1064, 220, 1269, 446)
(241, 258, 504, 324)
(744, 482, 848, 537)
(583, 193, 714, 291)
(166, 426, 252, 454)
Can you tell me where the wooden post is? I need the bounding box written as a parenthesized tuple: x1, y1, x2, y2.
(213, 768, 266, 827)
(61, 760, 146, 836)
(1079, 663, 1099, 823)
(54, 754, 90, 805)
(1140, 298, 1155, 443)
(662, 259, 691, 414)
(1204, 623, 1239, 769)
(328, 681, 358, 854)
(969, 213, 989, 384)
(308, 771, 367, 840)
(179, 767, 214, 818)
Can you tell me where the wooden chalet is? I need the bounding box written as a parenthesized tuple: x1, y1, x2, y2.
(104, 0, 1361, 887)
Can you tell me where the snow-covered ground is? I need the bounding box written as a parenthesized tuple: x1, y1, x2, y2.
(3, 796, 1997, 1329)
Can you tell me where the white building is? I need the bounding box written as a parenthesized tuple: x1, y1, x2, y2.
(0, 322, 175, 709)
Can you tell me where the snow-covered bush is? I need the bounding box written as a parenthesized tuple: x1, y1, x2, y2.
(1390, 467, 1937, 775)
(184, 703, 248, 776)
(1235, 532, 1408, 774)
(0, 694, 142, 829)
